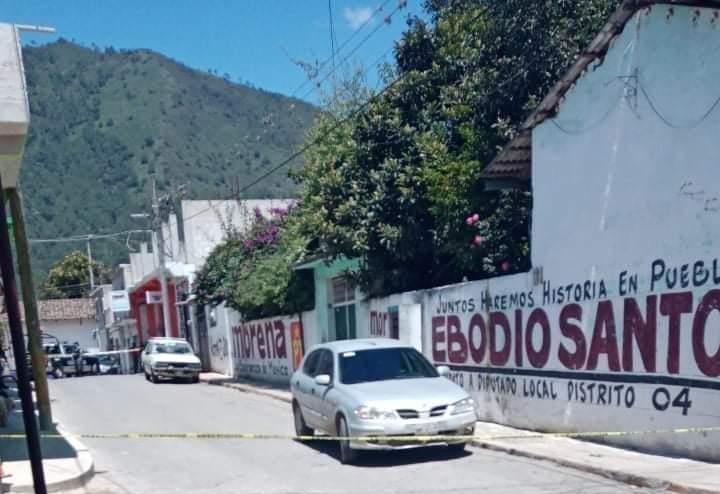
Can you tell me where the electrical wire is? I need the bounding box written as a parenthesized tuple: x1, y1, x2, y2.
(297, 3, 405, 103)
(639, 79, 720, 129)
(29, 230, 152, 244)
(288, 0, 394, 100)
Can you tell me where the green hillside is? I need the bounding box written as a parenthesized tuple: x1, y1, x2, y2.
(19, 40, 317, 281)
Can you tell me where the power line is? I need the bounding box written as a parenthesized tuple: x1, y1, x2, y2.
(289, 0, 394, 99)
(298, 3, 405, 103)
(186, 7, 508, 222)
(28, 230, 152, 244)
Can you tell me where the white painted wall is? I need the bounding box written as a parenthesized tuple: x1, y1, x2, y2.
(206, 303, 236, 376)
(220, 308, 316, 385)
(422, 5, 720, 461)
(178, 200, 294, 267)
(42, 319, 97, 350)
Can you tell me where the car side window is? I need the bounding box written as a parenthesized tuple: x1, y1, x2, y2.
(316, 350, 334, 379)
(302, 350, 321, 377)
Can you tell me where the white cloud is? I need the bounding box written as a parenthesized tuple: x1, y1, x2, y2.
(343, 6, 374, 31)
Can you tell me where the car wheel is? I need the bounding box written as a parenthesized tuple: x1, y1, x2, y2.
(448, 442, 467, 454)
(53, 368, 63, 379)
(337, 416, 358, 465)
(150, 370, 159, 383)
(293, 402, 313, 438)
(144, 370, 150, 381)
(191, 375, 199, 384)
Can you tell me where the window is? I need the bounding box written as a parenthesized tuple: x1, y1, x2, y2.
(339, 347, 439, 385)
(302, 350, 322, 377)
(331, 277, 356, 341)
(316, 350, 334, 379)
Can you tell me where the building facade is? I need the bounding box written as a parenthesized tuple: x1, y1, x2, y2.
(218, 1, 720, 462)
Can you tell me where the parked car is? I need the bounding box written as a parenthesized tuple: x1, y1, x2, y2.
(97, 355, 120, 375)
(32, 335, 97, 378)
(141, 337, 201, 383)
(290, 338, 478, 464)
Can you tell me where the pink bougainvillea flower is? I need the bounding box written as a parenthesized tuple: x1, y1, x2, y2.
(472, 213, 480, 223)
(473, 235, 483, 245)
(465, 216, 474, 226)
(501, 261, 511, 272)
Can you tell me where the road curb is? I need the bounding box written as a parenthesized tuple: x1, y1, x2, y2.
(471, 439, 719, 494)
(205, 379, 292, 404)
(7, 423, 94, 493)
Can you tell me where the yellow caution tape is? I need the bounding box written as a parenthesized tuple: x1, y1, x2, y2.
(0, 426, 719, 441)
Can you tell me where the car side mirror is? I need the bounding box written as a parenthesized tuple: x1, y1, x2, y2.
(436, 365, 450, 377)
(314, 374, 331, 386)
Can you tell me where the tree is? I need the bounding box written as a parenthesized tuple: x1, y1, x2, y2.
(297, 0, 613, 296)
(194, 207, 313, 320)
(42, 251, 110, 299)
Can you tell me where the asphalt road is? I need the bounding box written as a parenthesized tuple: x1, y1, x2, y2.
(49, 375, 667, 494)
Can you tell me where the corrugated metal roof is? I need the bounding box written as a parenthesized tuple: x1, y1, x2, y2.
(481, 0, 720, 182)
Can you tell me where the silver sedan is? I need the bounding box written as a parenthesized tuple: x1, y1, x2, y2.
(290, 338, 478, 464)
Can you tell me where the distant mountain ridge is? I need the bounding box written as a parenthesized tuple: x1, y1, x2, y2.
(19, 40, 317, 280)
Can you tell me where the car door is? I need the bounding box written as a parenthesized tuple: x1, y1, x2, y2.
(141, 343, 152, 372)
(313, 349, 336, 432)
(294, 349, 322, 427)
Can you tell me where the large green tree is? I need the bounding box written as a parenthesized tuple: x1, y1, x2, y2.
(42, 251, 110, 299)
(298, 0, 614, 296)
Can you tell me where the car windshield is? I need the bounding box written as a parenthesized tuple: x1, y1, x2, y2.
(155, 342, 192, 354)
(339, 347, 439, 385)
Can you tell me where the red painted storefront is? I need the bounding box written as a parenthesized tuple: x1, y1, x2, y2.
(129, 277, 180, 343)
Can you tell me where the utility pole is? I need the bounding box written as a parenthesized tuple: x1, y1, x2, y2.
(86, 235, 95, 290)
(152, 179, 172, 337)
(0, 180, 47, 494)
(6, 188, 53, 430)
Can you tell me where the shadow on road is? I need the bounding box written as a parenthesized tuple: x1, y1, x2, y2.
(0, 409, 76, 462)
(296, 439, 472, 467)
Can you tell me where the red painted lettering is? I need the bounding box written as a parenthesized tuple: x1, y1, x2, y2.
(587, 301, 621, 371)
(256, 324, 266, 359)
(514, 309, 523, 366)
(447, 315, 468, 363)
(274, 320, 287, 359)
(692, 289, 720, 377)
(468, 313, 487, 364)
(264, 322, 274, 358)
(559, 304, 586, 369)
(489, 312, 511, 366)
(432, 316, 446, 362)
(525, 308, 550, 368)
(660, 292, 693, 374)
(622, 296, 657, 372)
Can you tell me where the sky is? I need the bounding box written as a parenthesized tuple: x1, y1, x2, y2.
(3, 0, 422, 104)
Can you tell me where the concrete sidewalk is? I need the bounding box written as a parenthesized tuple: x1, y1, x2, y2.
(0, 391, 93, 493)
(202, 374, 720, 494)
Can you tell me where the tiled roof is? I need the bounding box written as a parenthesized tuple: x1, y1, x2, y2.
(0, 298, 95, 322)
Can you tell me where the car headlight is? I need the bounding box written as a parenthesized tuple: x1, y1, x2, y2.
(354, 406, 398, 420)
(451, 398, 477, 415)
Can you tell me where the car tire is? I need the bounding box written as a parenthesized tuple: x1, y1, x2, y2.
(150, 370, 159, 384)
(144, 370, 150, 381)
(448, 442, 467, 454)
(337, 416, 358, 465)
(293, 402, 313, 438)
(190, 375, 199, 384)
